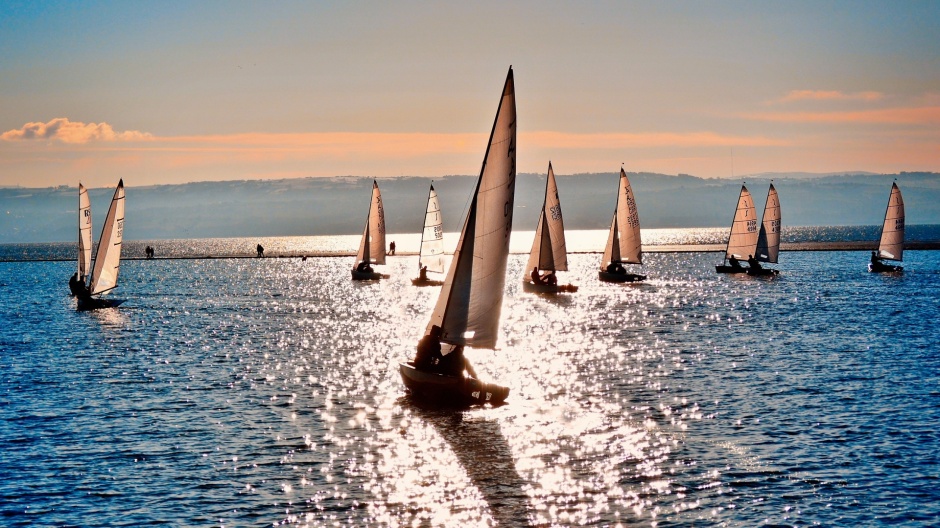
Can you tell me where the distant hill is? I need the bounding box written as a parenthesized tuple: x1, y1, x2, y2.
(2, 171, 938, 243)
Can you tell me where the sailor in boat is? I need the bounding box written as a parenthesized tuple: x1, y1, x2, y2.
(413, 325, 477, 378)
(68, 273, 85, 296)
(728, 256, 744, 269)
(747, 255, 762, 271)
(869, 250, 891, 272)
(418, 265, 429, 281)
(529, 266, 558, 285)
(605, 261, 627, 275)
(356, 260, 374, 274)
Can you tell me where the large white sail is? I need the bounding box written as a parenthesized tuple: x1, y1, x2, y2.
(426, 67, 516, 350)
(78, 183, 92, 279)
(89, 180, 125, 296)
(526, 162, 568, 272)
(877, 182, 904, 261)
(354, 181, 387, 267)
(600, 168, 642, 269)
(419, 184, 445, 274)
(724, 185, 758, 261)
(755, 183, 781, 263)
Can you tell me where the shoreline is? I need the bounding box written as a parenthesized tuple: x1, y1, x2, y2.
(3, 241, 939, 263)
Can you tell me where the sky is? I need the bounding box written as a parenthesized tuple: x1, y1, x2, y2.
(1, 0, 939, 188)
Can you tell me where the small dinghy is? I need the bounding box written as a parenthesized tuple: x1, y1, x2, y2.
(598, 167, 646, 283)
(351, 180, 389, 280)
(411, 183, 446, 287)
(77, 180, 126, 310)
(868, 182, 904, 273)
(522, 162, 578, 293)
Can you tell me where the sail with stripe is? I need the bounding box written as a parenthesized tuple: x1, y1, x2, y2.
(354, 180, 387, 268)
(876, 182, 904, 261)
(425, 67, 516, 350)
(600, 168, 642, 269)
(723, 185, 758, 261)
(89, 179, 125, 296)
(418, 183, 445, 274)
(755, 183, 781, 263)
(526, 162, 568, 273)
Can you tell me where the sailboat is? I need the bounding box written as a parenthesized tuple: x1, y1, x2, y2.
(69, 183, 93, 296)
(399, 67, 516, 407)
(77, 179, 126, 310)
(715, 184, 758, 274)
(351, 180, 390, 280)
(411, 183, 446, 286)
(523, 162, 578, 293)
(868, 182, 904, 273)
(598, 168, 646, 282)
(748, 183, 781, 276)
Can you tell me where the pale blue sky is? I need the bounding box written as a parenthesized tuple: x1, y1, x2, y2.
(2, 1, 938, 187)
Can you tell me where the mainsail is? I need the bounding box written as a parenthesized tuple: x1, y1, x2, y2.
(600, 168, 642, 269)
(526, 162, 568, 273)
(426, 67, 516, 350)
(78, 183, 93, 279)
(419, 183, 445, 274)
(755, 184, 781, 263)
(89, 180, 125, 296)
(724, 185, 758, 261)
(877, 182, 904, 261)
(354, 180, 387, 267)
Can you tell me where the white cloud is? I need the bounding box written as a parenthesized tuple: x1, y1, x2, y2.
(1, 118, 152, 143)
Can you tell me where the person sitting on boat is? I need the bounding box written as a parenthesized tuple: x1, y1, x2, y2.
(414, 325, 444, 371)
(728, 256, 743, 269)
(69, 273, 85, 296)
(606, 261, 626, 275)
(439, 345, 477, 379)
(356, 260, 374, 273)
(419, 265, 429, 281)
(747, 255, 762, 271)
(542, 270, 557, 285)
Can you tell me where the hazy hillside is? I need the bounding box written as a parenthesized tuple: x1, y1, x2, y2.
(2, 171, 938, 243)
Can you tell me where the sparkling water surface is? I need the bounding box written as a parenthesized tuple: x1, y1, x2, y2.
(2, 246, 939, 526)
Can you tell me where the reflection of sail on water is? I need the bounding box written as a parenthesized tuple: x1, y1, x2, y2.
(78, 183, 92, 279)
(877, 182, 904, 261)
(419, 184, 445, 274)
(354, 181, 386, 267)
(600, 168, 642, 268)
(426, 67, 516, 349)
(526, 162, 567, 273)
(755, 184, 781, 263)
(417, 408, 533, 526)
(89, 180, 125, 296)
(723, 185, 758, 261)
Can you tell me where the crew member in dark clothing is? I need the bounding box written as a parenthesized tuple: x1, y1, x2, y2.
(747, 255, 762, 271)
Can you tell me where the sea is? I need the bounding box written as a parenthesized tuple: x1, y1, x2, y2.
(1, 226, 939, 527)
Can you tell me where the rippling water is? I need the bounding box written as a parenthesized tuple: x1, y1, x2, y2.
(2, 249, 939, 526)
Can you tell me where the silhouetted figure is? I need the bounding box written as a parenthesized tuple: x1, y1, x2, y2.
(414, 325, 444, 371)
(729, 256, 743, 269)
(388, 241, 396, 255)
(747, 255, 762, 271)
(356, 260, 373, 273)
(69, 273, 86, 296)
(419, 265, 428, 281)
(606, 261, 626, 275)
(256, 244, 264, 257)
(543, 271, 557, 285)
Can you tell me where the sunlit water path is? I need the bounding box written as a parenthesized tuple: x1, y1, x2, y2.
(1, 250, 938, 526)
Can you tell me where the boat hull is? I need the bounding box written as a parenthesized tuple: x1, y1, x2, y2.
(521, 280, 578, 293)
(715, 265, 748, 274)
(598, 271, 646, 283)
(77, 296, 125, 311)
(399, 362, 509, 407)
(868, 262, 903, 273)
(351, 269, 389, 281)
(411, 277, 444, 287)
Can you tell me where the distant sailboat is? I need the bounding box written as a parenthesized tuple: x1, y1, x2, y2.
(598, 168, 646, 283)
(351, 180, 390, 280)
(399, 67, 516, 406)
(412, 183, 446, 286)
(77, 179, 126, 310)
(869, 182, 904, 273)
(748, 183, 781, 276)
(523, 162, 577, 293)
(69, 183, 93, 296)
(715, 184, 758, 274)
